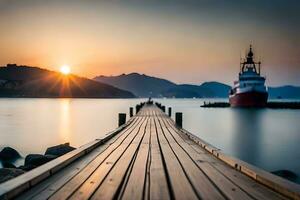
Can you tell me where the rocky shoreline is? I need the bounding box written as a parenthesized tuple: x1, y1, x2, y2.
(0, 143, 75, 183)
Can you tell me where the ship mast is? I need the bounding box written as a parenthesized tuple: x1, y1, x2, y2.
(241, 45, 261, 75)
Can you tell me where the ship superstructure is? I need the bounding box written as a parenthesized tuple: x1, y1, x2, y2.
(229, 45, 268, 107)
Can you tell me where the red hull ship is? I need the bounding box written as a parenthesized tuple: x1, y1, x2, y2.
(229, 45, 268, 107)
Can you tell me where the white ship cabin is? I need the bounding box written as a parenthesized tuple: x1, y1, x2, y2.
(232, 45, 267, 94)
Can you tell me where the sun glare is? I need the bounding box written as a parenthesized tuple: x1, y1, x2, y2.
(60, 65, 71, 75)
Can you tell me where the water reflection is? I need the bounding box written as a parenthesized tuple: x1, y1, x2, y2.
(231, 108, 264, 164)
(59, 99, 71, 143)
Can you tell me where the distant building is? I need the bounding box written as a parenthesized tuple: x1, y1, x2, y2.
(6, 64, 17, 67)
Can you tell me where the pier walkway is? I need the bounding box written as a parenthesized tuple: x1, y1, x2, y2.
(0, 104, 299, 199)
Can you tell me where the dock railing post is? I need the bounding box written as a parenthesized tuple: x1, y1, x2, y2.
(168, 107, 172, 117)
(129, 107, 133, 117)
(175, 112, 182, 128)
(118, 113, 126, 127)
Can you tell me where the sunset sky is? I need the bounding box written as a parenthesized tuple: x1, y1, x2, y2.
(0, 0, 299, 86)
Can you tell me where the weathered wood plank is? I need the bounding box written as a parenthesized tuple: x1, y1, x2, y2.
(154, 117, 199, 200)
(120, 118, 151, 200)
(91, 118, 150, 200)
(148, 117, 171, 200)
(213, 162, 289, 200)
(157, 116, 226, 200)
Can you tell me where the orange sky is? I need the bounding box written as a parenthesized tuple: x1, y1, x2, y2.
(0, 1, 299, 86)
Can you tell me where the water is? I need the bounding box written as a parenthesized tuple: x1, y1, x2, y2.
(0, 98, 299, 183)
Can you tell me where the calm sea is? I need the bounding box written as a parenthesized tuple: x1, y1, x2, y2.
(0, 98, 299, 183)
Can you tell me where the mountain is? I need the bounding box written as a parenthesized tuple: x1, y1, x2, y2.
(162, 82, 231, 98)
(269, 86, 300, 99)
(0, 64, 135, 98)
(162, 84, 206, 98)
(199, 82, 231, 97)
(94, 73, 176, 97)
(94, 73, 300, 99)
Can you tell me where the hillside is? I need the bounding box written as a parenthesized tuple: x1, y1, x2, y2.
(162, 82, 231, 98)
(94, 73, 176, 97)
(268, 86, 300, 99)
(0, 64, 135, 98)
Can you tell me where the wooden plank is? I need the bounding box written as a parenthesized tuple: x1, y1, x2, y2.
(213, 163, 288, 200)
(157, 116, 226, 200)
(154, 117, 199, 200)
(115, 149, 138, 200)
(120, 117, 151, 200)
(143, 149, 151, 200)
(148, 117, 171, 200)
(48, 116, 147, 200)
(90, 117, 150, 200)
(67, 117, 149, 200)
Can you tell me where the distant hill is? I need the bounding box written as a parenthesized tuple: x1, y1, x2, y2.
(269, 86, 300, 99)
(0, 64, 135, 98)
(162, 82, 231, 98)
(94, 73, 176, 97)
(199, 82, 232, 97)
(94, 73, 300, 99)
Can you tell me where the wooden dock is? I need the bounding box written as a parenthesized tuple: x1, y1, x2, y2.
(0, 103, 300, 199)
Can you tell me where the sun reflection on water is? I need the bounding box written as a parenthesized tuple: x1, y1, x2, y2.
(59, 99, 71, 143)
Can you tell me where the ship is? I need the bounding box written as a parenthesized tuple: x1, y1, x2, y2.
(229, 45, 268, 107)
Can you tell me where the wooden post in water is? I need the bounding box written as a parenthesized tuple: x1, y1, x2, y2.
(162, 106, 166, 112)
(168, 107, 172, 117)
(175, 112, 182, 128)
(136, 105, 140, 114)
(118, 113, 126, 127)
(129, 107, 133, 117)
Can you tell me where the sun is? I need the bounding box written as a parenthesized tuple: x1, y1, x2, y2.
(60, 65, 71, 75)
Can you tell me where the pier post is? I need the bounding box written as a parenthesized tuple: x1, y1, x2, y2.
(129, 107, 133, 117)
(118, 113, 126, 127)
(168, 107, 172, 117)
(136, 105, 140, 114)
(175, 112, 182, 128)
(162, 106, 166, 112)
